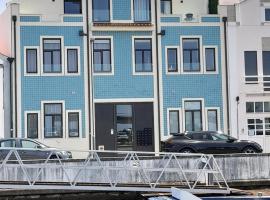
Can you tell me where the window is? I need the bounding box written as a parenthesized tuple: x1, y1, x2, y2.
(26, 49, 37, 73)
(246, 102, 254, 113)
(167, 48, 178, 72)
(64, 0, 82, 14)
(244, 51, 258, 82)
(246, 101, 270, 113)
(44, 103, 63, 138)
(0, 140, 16, 147)
(161, 0, 172, 15)
(207, 110, 218, 131)
(205, 48, 216, 72)
(92, 0, 110, 22)
(68, 112, 79, 137)
(255, 102, 263, 113)
(27, 113, 38, 139)
(263, 51, 270, 75)
(134, 0, 151, 22)
(21, 140, 40, 149)
(182, 38, 200, 72)
(265, 102, 270, 112)
(184, 101, 202, 131)
(169, 110, 179, 134)
(134, 39, 152, 72)
(265, 8, 270, 21)
(248, 119, 263, 136)
(43, 39, 62, 73)
(93, 39, 111, 73)
(67, 49, 79, 73)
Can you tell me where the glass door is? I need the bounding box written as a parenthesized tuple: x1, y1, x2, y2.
(116, 105, 134, 151)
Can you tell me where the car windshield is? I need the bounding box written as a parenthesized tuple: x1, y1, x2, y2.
(211, 133, 236, 141)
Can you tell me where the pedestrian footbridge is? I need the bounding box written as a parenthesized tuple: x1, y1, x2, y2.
(0, 149, 230, 195)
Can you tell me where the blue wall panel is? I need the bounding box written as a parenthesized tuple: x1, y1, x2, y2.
(113, 0, 131, 20)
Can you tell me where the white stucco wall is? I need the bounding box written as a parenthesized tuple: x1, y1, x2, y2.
(172, 0, 209, 15)
(226, 0, 270, 152)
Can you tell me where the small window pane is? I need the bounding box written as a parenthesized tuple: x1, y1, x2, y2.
(205, 48, 216, 72)
(67, 49, 78, 73)
(26, 49, 37, 73)
(244, 51, 257, 76)
(93, 0, 110, 22)
(246, 102, 254, 113)
(135, 39, 152, 72)
(183, 39, 200, 72)
(185, 101, 201, 110)
(134, 0, 151, 22)
(265, 102, 270, 112)
(161, 0, 172, 15)
(169, 111, 179, 134)
(93, 39, 111, 73)
(263, 51, 270, 75)
(27, 113, 38, 139)
(194, 111, 202, 131)
(64, 0, 82, 14)
(265, 9, 270, 21)
(68, 113, 79, 137)
(208, 110, 218, 131)
(255, 102, 263, 112)
(167, 48, 178, 72)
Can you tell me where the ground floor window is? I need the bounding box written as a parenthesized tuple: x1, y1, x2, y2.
(184, 101, 202, 131)
(44, 103, 63, 138)
(27, 113, 39, 139)
(247, 117, 270, 136)
(169, 110, 180, 134)
(68, 112, 80, 137)
(207, 109, 218, 131)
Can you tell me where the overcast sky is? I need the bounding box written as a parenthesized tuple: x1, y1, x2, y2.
(0, 0, 239, 14)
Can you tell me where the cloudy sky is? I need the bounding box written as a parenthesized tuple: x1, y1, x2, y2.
(0, 0, 239, 14)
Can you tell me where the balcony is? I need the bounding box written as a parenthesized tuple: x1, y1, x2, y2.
(160, 15, 221, 24)
(243, 76, 270, 93)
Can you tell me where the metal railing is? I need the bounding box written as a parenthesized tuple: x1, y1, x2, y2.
(0, 149, 230, 194)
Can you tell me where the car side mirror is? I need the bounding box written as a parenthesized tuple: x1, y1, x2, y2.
(227, 138, 235, 143)
(36, 145, 42, 149)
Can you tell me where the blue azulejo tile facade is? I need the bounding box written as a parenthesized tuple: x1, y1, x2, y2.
(161, 25, 224, 136)
(93, 31, 154, 99)
(20, 26, 86, 138)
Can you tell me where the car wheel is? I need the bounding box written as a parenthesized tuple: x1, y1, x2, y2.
(179, 148, 194, 153)
(242, 146, 257, 154)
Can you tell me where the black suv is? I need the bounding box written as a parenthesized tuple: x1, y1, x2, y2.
(163, 131, 263, 154)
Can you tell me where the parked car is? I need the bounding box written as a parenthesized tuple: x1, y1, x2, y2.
(163, 131, 263, 154)
(0, 138, 72, 160)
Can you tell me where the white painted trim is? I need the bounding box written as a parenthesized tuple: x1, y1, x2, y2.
(205, 107, 221, 131)
(165, 46, 181, 75)
(19, 22, 84, 27)
(182, 98, 206, 131)
(40, 100, 66, 140)
(132, 36, 154, 76)
(40, 36, 65, 76)
(180, 35, 203, 74)
(24, 111, 40, 139)
(23, 46, 40, 76)
(64, 46, 81, 76)
(167, 108, 182, 136)
(66, 110, 82, 139)
(160, 22, 221, 27)
(92, 36, 115, 76)
(94, 98, 154, 103)
(203, 45, 219, 74)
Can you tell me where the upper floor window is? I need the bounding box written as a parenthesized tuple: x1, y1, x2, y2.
(64, 0, 82, 14)
(182, 38, 200, 72)
(161, 0, 172, 15)
(265, 8, 270, 21)
(93, 0, 110, 22)
(263, 51, 270, 75)
(184, 101, 202, 131)
(43, 39, 62, 73)
(134, 39, 152, 72)
(44, 103, 63, 138)
(205, 48, 216, 72)
(93, 39, 112, 73)
(134, 0, 151, 22)
(167, 48, 178, 72)
(244, 51, 258, 82)
(26, 49, 37, 73)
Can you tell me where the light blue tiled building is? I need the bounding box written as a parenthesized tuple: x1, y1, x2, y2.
(0, 0, 226, 155)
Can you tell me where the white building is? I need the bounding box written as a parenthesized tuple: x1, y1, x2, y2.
(220, 0, 270, 152)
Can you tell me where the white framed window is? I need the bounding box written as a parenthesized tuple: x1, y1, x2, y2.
(165, 46, 180, 74)
(265, 8, 270, 22)
(203, 46, 218, 74)
(180, 36, 203, 74)
(65, 46, 80, 75)
(132, 36, 154, 75)
(66, 110, 82, 138)
(25, 111, 40, 139)
(167, 108, 182, 135)
(24, 46, 40, 76)
(205, 107, 220, 131)
(92, 36, 114, 76)
(41, 100, 66, 139)
(40, 36, 64, 76)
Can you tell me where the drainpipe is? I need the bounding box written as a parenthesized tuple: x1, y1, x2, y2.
(7, 57, 14, 138)
(222, 17, 230, 135)
(154, 0, 162, 151)
(12, 15, 17, 138)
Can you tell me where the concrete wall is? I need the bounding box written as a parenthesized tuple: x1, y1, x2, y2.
(171, 0, 209, 16)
